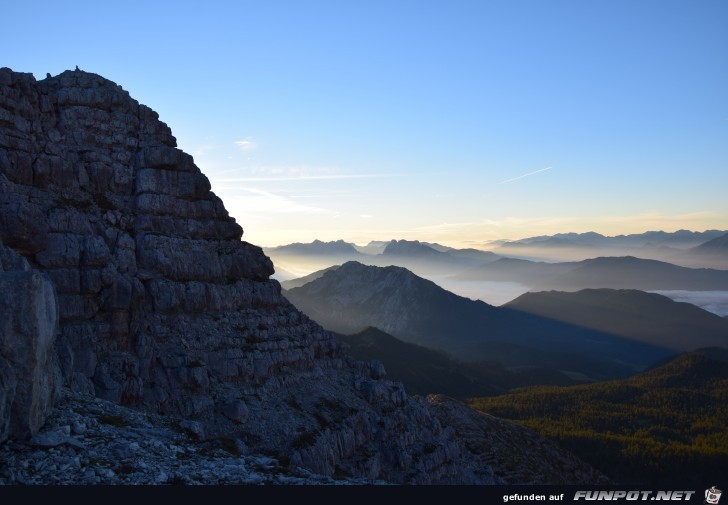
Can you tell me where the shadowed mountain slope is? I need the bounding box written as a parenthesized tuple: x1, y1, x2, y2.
(336, 327, 581, 398)
(505, 289, 728, 351)
(284, 261, 674, 378)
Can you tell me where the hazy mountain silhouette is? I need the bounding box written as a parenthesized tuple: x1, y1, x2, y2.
(462, 256, 728, 291)
(383, 239, 446, 256)
(265, 240, 361, 281)
(489, 230, 728, 266)
(283, 261, 673, 378)
(267, 231, 728, 286)
(505, 289, 728, 351)
(441, 247, 500, 263)
(269, 239, 503, 290)
(280, 265, 340, 290)
(460, 257, 571, 284)
(693, 231, 728, 252)
(499, 235, 601, 250)
(352, 240, 390, 255)
(548, 256, 728, 290)
(377, 239, 501, 274)
(471, 348, 728, 485)
(494, 229, 726, 250)
(336, 327, 580, 398)
(378, 239, 500, 262)
(267, 239, 360, 256)
(688, 232, 728, 269)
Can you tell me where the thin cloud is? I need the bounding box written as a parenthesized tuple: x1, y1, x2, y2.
(234, 138, 257, 150)
(213, 164, 400, 182)
(213, 173, 400, 182)
(194, 144, 218, 157)
(499, 166, 552, 184)
(218, 187, 328, 215)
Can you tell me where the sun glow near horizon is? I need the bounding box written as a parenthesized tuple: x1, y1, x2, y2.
(5, 1, 726, 252)
(226, 206, 728, 250)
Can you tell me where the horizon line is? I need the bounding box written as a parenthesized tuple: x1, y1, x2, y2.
(258, 226, 727, 249)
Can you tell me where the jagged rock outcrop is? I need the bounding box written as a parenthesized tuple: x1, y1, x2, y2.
(425, 395, 610, 484)
(0, 389, 389, 485)
(0, 67, 505, 483)
(0, 239, 60, 442)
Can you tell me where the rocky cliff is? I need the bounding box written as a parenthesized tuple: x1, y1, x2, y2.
(0, 67, 505, 483)
(0, 239, 59, 442)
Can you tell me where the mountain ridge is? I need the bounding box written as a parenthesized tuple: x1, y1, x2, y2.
(459, 255, 728, 291)
(267, 239, 360, 256)
(504, 288, 728, 351)
(336, 326, 581, 398)
(284, 261, 675, 378)
(493, 229, 727, 249)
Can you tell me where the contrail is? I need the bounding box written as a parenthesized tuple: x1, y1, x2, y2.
(499, 166, 552, 184)
(213, 173, 400, 182)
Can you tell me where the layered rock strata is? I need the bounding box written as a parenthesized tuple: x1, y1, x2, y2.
(0, 239, 60, 443)
(0, 68, 498, 483)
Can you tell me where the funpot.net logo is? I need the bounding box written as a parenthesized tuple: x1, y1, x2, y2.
(573, 491, 696, 501)
(705, 487, 721, 505)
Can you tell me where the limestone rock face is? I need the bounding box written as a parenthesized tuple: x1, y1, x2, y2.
(0, 67, 498, 483)
(0, 356, 16, 442)
(0, 240, 60, 442)
(425, 394, 610, 484)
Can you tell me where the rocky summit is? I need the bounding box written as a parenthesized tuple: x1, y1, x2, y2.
(0, 68, 598, 484)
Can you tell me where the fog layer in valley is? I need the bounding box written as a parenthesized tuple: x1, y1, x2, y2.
(650, 290, 728, 317)
(269, 233, 728, 311)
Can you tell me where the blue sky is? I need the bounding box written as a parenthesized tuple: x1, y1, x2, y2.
(3, 1, 727, 246)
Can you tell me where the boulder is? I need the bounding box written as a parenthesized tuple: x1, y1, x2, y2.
(0, 242, 60, 441)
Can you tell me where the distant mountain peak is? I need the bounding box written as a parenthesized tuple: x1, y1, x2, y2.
(268, 239, 359, 255)
(284, 261, 673, 377)
(693, 232, 728, 252)
(382, 239, 445, 256)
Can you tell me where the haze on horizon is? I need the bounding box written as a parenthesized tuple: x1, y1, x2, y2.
(3, 1, 727, 248)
